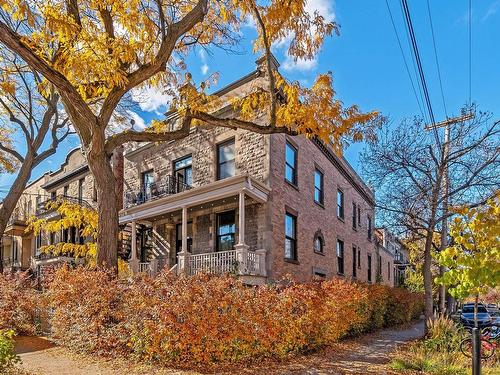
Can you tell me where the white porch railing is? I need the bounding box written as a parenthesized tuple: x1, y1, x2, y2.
(187, 249, 266, 276)
(189, 250, 237, 276)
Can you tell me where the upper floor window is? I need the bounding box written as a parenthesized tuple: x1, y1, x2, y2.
(63, 185, 69, 197)
(78, 178, 84, 201)
(141, 170, 154, 199)
(51, 191, 56, 200)
(217, 139, 235, 180)
(216, 210, 236, 251)
(358, 248, 361, 269)
(352, 202, 357, 229)
(314, 169, 324, 205)
(337, 239, 344, 275)
(337, 189, 344, 219)
(285, 142, 297, 185)
(174, 155, 193, 187)
(285, 212, 297, 260)
(388, 262, 391, 280)
(358, 206, 361, 227)
(367, 215, 372, 240)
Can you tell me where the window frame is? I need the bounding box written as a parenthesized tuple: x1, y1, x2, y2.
(367, 214, 372, 240)
(216, 210, 236, 252)
(352, 246, 357, 278)
(285, 141, 298, 186)
(313, 168, 324, 205)
(285, 212, 298, 261)
(352, 202, 357, 229)
(173, 154, 193, 189)
(336, 239, 344, 275)
(78, 178, 84, 202)
(217, 139, 236, 181)
(337, 189, 344, 220)
(313, 232, 324, 255)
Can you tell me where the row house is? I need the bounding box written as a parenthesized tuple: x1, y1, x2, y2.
(0, 148, 97, 273)
(2, 57, 379, 285)
(374, 228, 411, 287)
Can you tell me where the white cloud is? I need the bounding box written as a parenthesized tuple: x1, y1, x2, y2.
(130, 85, 172, 114)
(277, 0, 336, 72)
(483, 1, 500, 21)
(199, 49, 209, 75)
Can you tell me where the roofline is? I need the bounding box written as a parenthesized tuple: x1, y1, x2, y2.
(311, 138, 375, 206)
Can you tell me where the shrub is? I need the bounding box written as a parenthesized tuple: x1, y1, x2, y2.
(42, 267, 424, 367)
(0, 329, 21, 372)
(0, 272, 38, 335)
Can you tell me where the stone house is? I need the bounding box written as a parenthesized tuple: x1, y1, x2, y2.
(2, 58, 379, 285)
(374, 228, 411, 287)
(0, 148, 96, 273)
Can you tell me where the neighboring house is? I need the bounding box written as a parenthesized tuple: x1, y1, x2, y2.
(375, 228, 411, 287)
(0, 148, 97, 274)
(3, 57, 378, 286)
(373, 229, 394, 287)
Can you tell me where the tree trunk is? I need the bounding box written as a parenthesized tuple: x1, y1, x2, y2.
(86, 146, 119, 271)
(0, 153, 35, 272)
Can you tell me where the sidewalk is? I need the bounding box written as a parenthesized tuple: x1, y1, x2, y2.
(15, 320, 424, 375)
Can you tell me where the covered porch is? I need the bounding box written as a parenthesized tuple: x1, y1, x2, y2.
(119, 175, 270, 283)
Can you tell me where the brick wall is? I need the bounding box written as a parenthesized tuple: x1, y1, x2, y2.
(268, 133, 376, 283)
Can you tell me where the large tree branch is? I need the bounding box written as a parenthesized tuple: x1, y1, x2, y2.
(0, 142, 24, 162)
(98, 0, 209, 125)
(0, 20, 95, 141)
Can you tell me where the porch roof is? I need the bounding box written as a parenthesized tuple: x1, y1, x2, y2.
(119, 175, 270, 224)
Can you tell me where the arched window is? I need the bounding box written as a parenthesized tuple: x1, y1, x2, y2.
(313, 231, 324, 254)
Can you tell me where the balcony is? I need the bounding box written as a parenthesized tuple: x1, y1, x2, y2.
(124, 175, 191, 209)
(36, 195, 92, 217)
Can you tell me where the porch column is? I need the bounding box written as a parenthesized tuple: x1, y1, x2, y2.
(235, 190, 249, 275)
(130, 221, 139, 273)
(177, 206, 190, 275)
(237, 190, 246, 246)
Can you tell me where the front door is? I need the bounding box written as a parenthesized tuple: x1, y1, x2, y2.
(175, 222, 193, 257)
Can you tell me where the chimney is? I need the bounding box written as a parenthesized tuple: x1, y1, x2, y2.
(255, 53, 280, 75)
(111, 145, 124, 209)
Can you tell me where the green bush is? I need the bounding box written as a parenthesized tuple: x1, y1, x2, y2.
(0, 329, 21, 372)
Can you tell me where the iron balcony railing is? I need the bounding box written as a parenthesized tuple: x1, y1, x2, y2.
(124, 175, 191, 208)
(36, 195, 93, 216)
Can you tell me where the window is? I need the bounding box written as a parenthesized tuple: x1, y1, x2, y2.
(35, 233, 42, 251)
(368, 254, 372, 282)
(313, 270, 326, 278)
(313, 233, 323, 254)
(216, 211, 236, 251)
(358, 248, 361, 269)
(285, 212, 297, 260)
(337, 239, 344, 275)
(50, 232, 55, 245)
(367, 215, 372, 240)
(388, 262, 391, 280)
(174, 155, 193, 188)
(352, 246, 357, 278)
(358, 206, 361, 226)
(337, 189, 344, 219)
(78, 179, 84, 202)
(141, 170, 154, 199)
(377, 254, 382, 280)
(217, 139, 235, 180)
(175, 221, 193, 253)
(285, 142, 297, 185)
(63, 185, 69, 197)
(352, 202, 357, 229)
(12, 239, 17, 262)
(50, 191, 56, 200)
(314, 169, 324, 204)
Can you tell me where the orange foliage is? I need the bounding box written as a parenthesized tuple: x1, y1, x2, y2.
(37, 267, 423, 367)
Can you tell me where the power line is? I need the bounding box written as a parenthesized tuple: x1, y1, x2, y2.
(385, 0, 425, 119)
(426, 0, 448, 118)
(468, 0, 472, 104)
(400, 0, 441, 145)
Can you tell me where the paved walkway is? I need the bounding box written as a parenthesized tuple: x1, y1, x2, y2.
(15, 320, 424, 375)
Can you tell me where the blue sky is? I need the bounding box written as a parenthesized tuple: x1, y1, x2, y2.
(1, 0, 499, 195)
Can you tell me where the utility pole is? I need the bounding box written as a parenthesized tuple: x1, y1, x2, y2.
(425, 112, 474, 315)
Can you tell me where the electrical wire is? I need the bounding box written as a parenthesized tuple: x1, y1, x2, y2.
(426, 0, 448, 118)
(468, 0, 472, 104)
(400, 0, 441, 145)
(385, 0, 426, 120)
